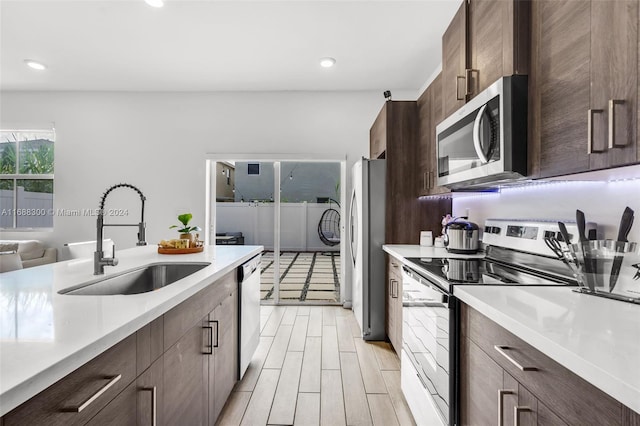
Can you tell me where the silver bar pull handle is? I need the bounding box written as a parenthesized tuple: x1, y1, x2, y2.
(514, 406, 531, 426)
(456, 76, 466, 100)
(494, 345, 537, 371)
(210, 320, 219, 348)
(465, 68, 475, 96)
(587, 109, 605, 153)
(68, 374, 122, 413)
(203, 326, 213, 354)
(608, 99, 626, 149)
(498, 389, 515, 426)
(390, 279, 398, 298)
(142, 386, 157, 426)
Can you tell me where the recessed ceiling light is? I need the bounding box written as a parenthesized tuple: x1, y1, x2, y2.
(24, 60, 47, 71)
(320, 57, 336, 68)
(145, 0, 164, 8)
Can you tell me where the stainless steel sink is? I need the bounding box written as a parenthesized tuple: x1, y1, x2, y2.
(59, 262, 211, 295)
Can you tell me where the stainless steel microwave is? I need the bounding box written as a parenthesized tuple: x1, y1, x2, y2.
(436, 75, 528, 189)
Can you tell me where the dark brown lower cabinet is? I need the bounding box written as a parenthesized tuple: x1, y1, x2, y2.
(1, 271, 239, 426)
(459, 334, 502, 426)
(460, 303, 640, 425)
(386, 256, 402, 356)
(137, 357, 164, 426)
(164, 319, 208, 426)
(209, 289, 238, 424)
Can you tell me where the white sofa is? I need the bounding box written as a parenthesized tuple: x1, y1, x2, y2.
(0, 240, 57, 269)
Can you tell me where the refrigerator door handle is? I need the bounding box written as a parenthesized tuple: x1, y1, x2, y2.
(349, 188, 357, 267)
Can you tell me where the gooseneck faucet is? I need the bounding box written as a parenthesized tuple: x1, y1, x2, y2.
(94, 183, 147, 275)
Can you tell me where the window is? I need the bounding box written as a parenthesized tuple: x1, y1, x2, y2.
(247, 163, 260, 176)
(0, 129, 55, 229)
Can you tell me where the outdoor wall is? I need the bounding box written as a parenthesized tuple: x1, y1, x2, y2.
(233, 161, 340, 202)
(217, 202, 340, 251)
(215, 162, 235, 201)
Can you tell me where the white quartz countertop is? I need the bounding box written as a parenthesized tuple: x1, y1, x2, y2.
(0, 245, 262, 416)
(383, 244, 485, 261)
(454, 285, 640, 414)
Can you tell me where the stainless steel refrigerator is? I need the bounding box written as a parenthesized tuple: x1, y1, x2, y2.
(349, 157, 386, 340)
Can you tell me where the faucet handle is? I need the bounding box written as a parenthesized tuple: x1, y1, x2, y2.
(111, 244, 118, 266)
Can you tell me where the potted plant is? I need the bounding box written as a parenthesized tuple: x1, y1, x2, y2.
(170, 213, 201, 245)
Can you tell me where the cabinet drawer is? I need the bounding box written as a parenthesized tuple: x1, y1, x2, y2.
(462, 304, 621, 425)
(3, 334, 137, 426)
(164, 271, 236, 350)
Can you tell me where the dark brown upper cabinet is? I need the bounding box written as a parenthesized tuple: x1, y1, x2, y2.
(442, 0, 530, 119)
(443, 2, 467, 118)
(371, 101, 421, 244)
(530, 0, 639, 178)
(417, 73, 450, 197)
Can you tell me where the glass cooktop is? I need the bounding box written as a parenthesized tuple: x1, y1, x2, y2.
(404, 257, 573, 291)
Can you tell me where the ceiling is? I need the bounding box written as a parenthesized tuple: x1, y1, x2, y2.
(0, 0, 460, 92)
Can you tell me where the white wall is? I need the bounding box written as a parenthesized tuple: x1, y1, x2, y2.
(0, 89, 414, 303)
(453, 178, 640, 243)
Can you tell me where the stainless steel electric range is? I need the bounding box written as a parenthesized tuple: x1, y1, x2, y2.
(400, 219, 595, 426)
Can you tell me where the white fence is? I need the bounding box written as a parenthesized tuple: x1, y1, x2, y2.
(0, 188, 53, 228)
(216, 202, 341, 251)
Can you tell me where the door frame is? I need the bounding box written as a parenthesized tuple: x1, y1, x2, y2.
(206, 154, 347, 305)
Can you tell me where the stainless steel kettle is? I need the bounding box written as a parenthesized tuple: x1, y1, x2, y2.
(443, 218, 480, 254)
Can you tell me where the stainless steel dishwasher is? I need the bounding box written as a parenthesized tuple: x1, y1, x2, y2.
(238, 254, 261, 379)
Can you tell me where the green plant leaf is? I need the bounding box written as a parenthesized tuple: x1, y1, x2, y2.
(177, 213, 192, 226)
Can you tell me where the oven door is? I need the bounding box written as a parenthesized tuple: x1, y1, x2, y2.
(401, 267, 451, 425)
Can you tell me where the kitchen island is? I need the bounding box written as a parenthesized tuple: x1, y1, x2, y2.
(0, 244, 262, 423)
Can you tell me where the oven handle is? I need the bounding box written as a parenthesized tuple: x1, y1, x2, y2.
(402, 266, 450, 304)
(472, 103, 490, 164)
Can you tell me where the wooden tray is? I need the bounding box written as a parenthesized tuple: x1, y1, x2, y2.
(158, 246, 204, 255)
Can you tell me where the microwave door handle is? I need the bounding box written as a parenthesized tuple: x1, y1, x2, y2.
(472, 104, 490, 164)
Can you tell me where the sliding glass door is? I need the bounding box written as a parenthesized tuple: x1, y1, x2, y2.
(211, 158, 344, 306)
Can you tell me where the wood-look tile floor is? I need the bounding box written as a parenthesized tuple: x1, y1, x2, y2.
(216, 306, 416, 426)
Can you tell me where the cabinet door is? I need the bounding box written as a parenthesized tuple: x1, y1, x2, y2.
(467, 0, 530, 98)
(137, 356, 164, 426)
(459, 337, 503, 426)
(589, 0, 638, 169)
(417, 84, 432, 197)
(429, 74, 449, 195)
(531, 0, 591, 178)
(386, 257, 402, 354)
(163, 320, 207, 426)
(442, 1, 467, 118)
(468, 0, 505, 97)
(85, 381, 137, 426)
(209, 290, 238, 424)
